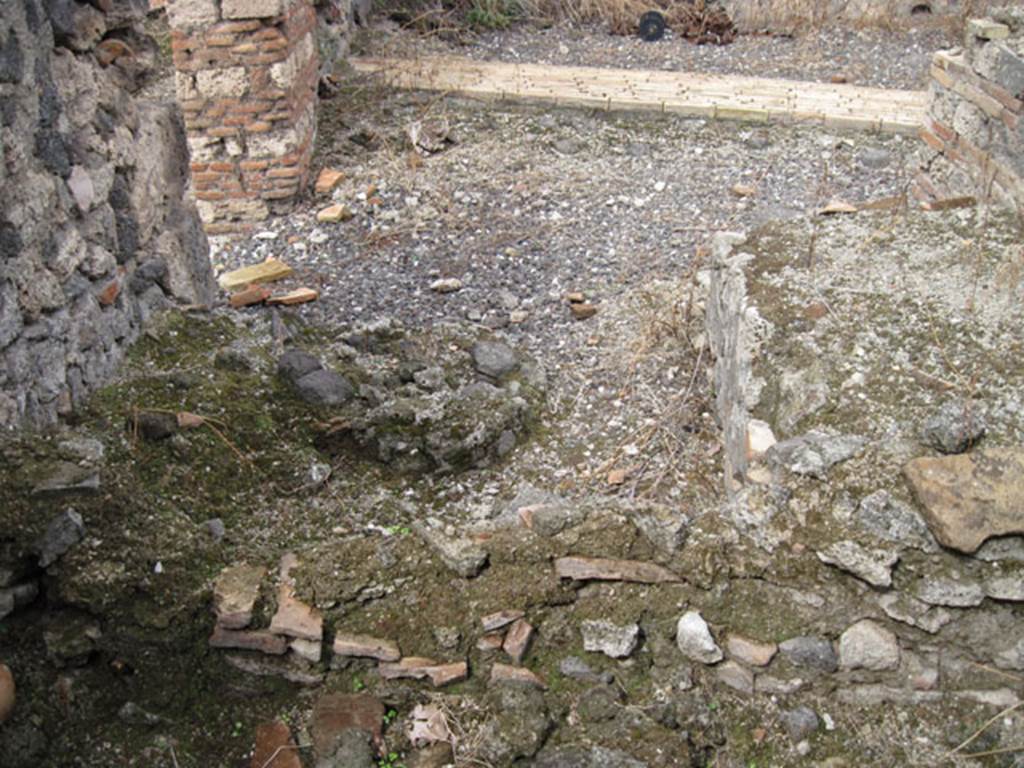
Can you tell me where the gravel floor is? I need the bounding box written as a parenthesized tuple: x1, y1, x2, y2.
(213, 78, 919, 520)
(357, 19, 958, 90)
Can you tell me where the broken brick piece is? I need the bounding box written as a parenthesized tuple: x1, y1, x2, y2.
(229, 284, 272, 308)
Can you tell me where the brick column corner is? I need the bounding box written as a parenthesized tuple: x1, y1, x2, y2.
(165, 0, 319, 235)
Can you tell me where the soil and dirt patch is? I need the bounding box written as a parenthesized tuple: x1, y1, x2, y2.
(2, 12, 1024, 768)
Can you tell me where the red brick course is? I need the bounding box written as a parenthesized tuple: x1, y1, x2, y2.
(167, 0, 319, 234)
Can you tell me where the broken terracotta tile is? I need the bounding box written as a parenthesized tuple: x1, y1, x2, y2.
(314, 168, 345, 195)
(607, 468, 627, 486)
(311, 693, 384, 758)
(289, 637, 322, 664)
(378, 657, 468, 687)
(209, 625, 288, 655)
(476, 632, 505, 652)
(212, 563, 265, 629)
(554, 556, 681, 584)
(267, 287, 318, 306)
(481, 609, 525, 632)
(269, 553, 323, 642)
(491, 662, 546, 689)
(229, 284, 272, 308)
(252, 721, 302, 768)
(332, 633, 401, 662)
(502, 618, 534, 664)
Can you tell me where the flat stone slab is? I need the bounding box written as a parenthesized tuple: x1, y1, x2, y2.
(378, 657, 469, 687)
(816, 540, 899, 588)
(554, 556, 680, 584)
(212, 564, 265, 629)
(332, 633, 400, 661)
(904, 448, 1024, 553)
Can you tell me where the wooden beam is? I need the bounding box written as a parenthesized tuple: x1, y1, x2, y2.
(352, 57, 927, 136)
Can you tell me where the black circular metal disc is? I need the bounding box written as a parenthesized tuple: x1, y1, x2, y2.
(639, 11, 666, 42)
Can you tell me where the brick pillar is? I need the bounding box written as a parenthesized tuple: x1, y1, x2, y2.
(914, 15, 1024, 209)
(165, 0, 319, 235)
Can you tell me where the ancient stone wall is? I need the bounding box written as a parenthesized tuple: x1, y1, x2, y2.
(165, 0, 320, 235)
(0, 0, 214, 431)
(916, 9, 1024, 209)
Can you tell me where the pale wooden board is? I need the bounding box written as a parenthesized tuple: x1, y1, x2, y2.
(218, 257, 294, 291)
(352, 57, 928, 135)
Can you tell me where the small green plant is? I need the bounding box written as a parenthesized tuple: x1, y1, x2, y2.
(377, 751, 405, 768)
(352, 676, 366, 692)
(384, 525, 411, 536)
(466, 0, 518, 29)
(231, 720, 244, 738)
(383, 708, 398, 725)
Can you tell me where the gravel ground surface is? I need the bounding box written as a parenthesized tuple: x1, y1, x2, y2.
(358, 20, 958, 90)
(212, 79, 918, 521)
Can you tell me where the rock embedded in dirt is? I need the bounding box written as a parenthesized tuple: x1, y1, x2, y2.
(726, 635, 777, 666)
(781, 706, 820, 742)
(212, 563, 265, 629)
(903, 448, 1024, 554)
(839, 619, 900, 671)
(716, 660, 754, 695)
(35, 508, 85, 567)
(984, 576, 1024, 602)
(916, 578, 985, 608)
(555, 556, 680, 584)
(767, 431, 866, 478)
(471, 340, 519, 380)
(277, 349, 322, 383)
(816, 540, 899, 588)
(414, 523, 489, 578)
(676, 610, 723, 664)
(0, 664, 13, 724)
(581, 619, 640, 659)
(855, 490, 935, 551)
(491, 662, 547, 689)
(57, 436, 104, 465)
(629, 504, 690, 553)
(0, 582, 38, 620)
(919, 399, 987, 454)
(43, 613, 101, 668)
(778, 636, 838, 673)
(293, 368, 355, 407)
(118, 702, 162, 727)
(559, 656, 612, 683)
(31, 463, 100, 497)
(476, 683, 551, 765)
(429, 277, 463, 294)
(877, 593, 953, 634)
(332, 633, 401, 661)
(533, 746, 646, 768)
